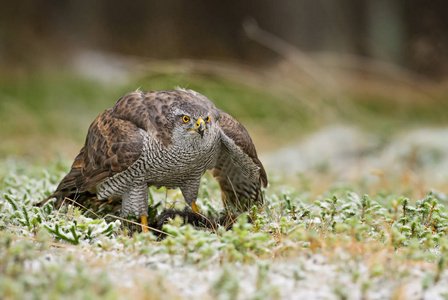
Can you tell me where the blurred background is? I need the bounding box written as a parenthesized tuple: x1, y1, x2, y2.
(1, 0, 448, 195)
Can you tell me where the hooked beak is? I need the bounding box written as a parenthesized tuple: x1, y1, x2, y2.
(195, 117, 206, 138)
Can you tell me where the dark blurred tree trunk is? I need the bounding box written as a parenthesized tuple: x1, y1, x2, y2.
(402, 0, 448, 78)
(366, 0, 405, 64)
(1, 0, 448, 78)
(344, 0, 369, 57)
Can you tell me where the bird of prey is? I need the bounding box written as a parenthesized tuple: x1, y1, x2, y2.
(40, 89, 267, 232)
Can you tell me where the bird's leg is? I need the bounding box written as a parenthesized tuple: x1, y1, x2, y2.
(121, 182, 149, 233)
(141, 215, 149, 233)
(180, 180, 201, 213)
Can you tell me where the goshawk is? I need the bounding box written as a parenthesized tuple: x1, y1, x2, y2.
(41, 89, 267, 232)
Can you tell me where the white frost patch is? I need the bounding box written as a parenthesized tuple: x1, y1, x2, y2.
(263, 125, 448, 185)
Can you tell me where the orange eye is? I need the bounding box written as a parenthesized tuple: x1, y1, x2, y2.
(205, 116, 210, 122)
(182, 116, 190, 123)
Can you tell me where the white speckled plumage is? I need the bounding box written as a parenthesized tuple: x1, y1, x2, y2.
(97, 124, 222, 217)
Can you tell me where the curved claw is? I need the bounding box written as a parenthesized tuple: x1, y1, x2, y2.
(191, 201, 200, 213)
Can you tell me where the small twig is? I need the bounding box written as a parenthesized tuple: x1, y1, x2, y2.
(426, 205, 435, 225)
(403, 202, 407, 226)
(54, 212, 82, 219)
(224, 211, 237, 230)
(56, 197, 69, 215)
(192, 210, 218, 234)
(393, 202, 398, 222)
(62, 197, 101, 219)
(104, 214, 173, 237)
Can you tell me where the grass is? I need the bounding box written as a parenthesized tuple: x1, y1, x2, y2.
(2, 65, 448, 298)
(1, 159, 448, 299)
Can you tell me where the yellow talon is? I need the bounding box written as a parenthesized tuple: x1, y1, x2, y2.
(141, 215, 148, 233)
(191, 201, 200, 213)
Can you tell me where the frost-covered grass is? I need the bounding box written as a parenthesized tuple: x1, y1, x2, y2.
(2, 159, 448, 299)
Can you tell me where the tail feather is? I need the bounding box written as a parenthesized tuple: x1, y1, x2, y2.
(36, 147, 88, 208)
(35, 193, 57, 207)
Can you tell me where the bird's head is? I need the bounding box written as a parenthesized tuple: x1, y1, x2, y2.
(171, 104, 217, 143)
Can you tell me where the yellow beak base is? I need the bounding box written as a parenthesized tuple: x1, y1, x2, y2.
(195, 118, 205, 138)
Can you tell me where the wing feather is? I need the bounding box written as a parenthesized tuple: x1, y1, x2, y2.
(212, 110, 267, 212)
(43, 107, 145, 207)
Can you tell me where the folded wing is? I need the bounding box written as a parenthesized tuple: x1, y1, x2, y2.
(212, 110, 268, 212)
(45, 107, 145, 207)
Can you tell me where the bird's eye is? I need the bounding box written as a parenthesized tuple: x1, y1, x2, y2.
(182, 116, 190, 123)
(205, 116, 210, 123)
